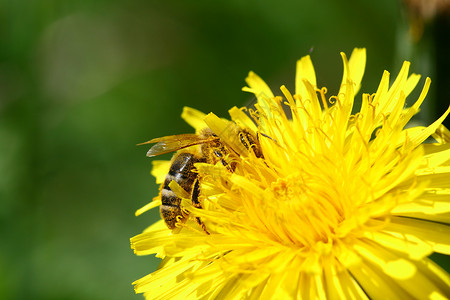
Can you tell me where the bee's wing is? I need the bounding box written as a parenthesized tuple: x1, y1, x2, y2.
(139, 134, 216, 157)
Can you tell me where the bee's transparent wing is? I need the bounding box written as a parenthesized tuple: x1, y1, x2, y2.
(138, 134, 216, 157)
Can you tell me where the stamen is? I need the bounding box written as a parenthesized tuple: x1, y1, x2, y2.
(317, 87, 329, 110)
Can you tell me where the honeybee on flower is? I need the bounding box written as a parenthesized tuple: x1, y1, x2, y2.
(132, 48, 450, 299)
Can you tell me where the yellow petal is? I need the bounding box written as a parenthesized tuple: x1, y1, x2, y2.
(354, 240, 416, 280)
(339, 48, 366, 95)
(421, 142, 450, 169)
(242, 71, 275, 124)
(404, 73, 421, 97)
(151, 160, 171, 184)
(228, 106, 258, 132)
(352, 240, 449, 299)
(242, 71, 274, 102)
(408, 105, 450, 147)
(295, 54, 316, 99)
(363, 230, 433, 260)
(135, 199, 161, 217)
(348, 259, 412, 299)
(383, 61, 410, 114)
(392, 192, 450, 220)
(181, 106, 207, 133)
(414, 258, 450, 296)
(324, 264, 370, 300)
(433, 124, 450, 143)
(384, 216, 450, 255)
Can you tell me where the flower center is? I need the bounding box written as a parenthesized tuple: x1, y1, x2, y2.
(270, 176, 308, 202)
(267, 173, 342, 247)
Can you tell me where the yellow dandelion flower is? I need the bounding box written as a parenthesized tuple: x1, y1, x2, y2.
(131, 48, 450, 299)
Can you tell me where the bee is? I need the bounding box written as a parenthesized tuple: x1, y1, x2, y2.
(141, 127, 262, 234)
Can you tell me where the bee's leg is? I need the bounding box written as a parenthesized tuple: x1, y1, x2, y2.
(212, 149, 236, 172)
(191, 178, 210, 235)
(240, 130, 264, 158)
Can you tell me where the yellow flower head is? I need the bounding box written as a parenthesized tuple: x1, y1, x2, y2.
(131, 48, 450, 299)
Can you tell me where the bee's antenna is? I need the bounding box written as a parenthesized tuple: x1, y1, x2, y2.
(259, 132, 277, 143)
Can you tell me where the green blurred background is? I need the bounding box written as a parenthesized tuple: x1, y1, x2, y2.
(1, 1, 449, 299)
